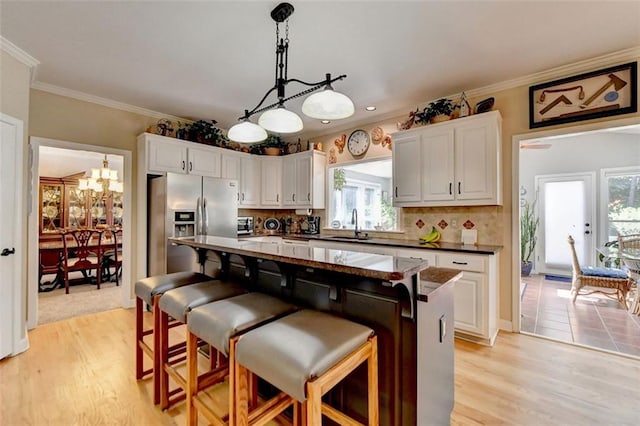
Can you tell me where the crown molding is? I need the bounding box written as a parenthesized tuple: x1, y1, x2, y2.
(463, 46, 640, 100)
(0, 36, 40, 82)
(31, 81, 188, 122)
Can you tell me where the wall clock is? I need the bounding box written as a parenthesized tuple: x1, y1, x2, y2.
(347, 129, 370, 157)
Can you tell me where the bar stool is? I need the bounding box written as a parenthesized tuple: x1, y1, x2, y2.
(134, 271, 213, 404)
(158, 280, 246, 409)
(234, 309, 379, 425)
(185, 292, 298, 425)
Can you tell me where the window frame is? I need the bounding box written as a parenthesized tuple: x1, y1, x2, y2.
(599, 165, 640, 245)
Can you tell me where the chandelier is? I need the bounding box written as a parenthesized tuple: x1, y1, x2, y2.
(227, 2, 355, 143)
(78, 155, 123, 200)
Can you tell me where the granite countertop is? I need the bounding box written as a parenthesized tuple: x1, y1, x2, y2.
(243, 233, 502, 255)
(170, 235, 429, 281)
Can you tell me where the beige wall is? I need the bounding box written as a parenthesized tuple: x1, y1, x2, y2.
(29, 89, 160, 299)
(311, 56, 640, 325)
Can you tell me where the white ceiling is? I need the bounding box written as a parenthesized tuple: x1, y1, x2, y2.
(2, 1, 639, 138)
(39, 146, 123, 179)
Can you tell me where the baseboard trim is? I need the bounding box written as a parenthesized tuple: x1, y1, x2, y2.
(499, 319, 513, 332)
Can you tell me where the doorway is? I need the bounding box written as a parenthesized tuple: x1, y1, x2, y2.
(27, 137, 132, 329)
(513, 117, 640, 358)
(536, 172, 596, 276)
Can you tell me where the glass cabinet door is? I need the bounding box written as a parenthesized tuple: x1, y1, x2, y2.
(66, 185, 88, 228)
(40, 183, 63, 233)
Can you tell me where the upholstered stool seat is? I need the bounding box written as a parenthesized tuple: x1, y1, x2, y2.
(134, 271, 213, 404)
(234, 309, 379, 425)
(185, 292, 298, 425)
(158, 280, 246, 409)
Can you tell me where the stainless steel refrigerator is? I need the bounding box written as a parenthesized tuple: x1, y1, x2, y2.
(148, 172, 237, 275)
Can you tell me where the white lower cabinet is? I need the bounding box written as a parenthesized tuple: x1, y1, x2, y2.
(436, 251, 497, 346)
(311, 240, 499, 346)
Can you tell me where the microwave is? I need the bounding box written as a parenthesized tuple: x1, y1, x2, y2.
(237, 216, 254, 235)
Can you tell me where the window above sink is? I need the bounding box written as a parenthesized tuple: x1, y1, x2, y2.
(327, 158, 400, 232)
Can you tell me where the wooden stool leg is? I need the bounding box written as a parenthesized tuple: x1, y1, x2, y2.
(153, 296, 163, 405)
(186, 331, 198, 426)
(368, 336, 379, 426)
(159, 309, 170, 409)
(135, 298, 144, 380)
(234, 363, 250, 426)
(305, 381, 322, 426)
(228, 338, 237, 426)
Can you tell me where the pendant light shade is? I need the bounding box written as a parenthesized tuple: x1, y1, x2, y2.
(302, 86, 355, 119)
(258, 106, 303, 134)
(228, 120, 268, 143)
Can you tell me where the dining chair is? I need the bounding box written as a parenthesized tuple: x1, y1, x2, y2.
(101, 228, 123, 285)
(567, 235, 631, 309)
(61, 228, 104, 294)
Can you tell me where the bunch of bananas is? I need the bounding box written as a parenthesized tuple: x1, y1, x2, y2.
(420, 226, 441, 243)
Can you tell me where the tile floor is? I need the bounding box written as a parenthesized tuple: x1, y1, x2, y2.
(520, 274, 640, 358)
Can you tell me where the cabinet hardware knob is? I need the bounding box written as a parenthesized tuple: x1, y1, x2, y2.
(182, 160, 185, 170)
(307, 193, 310, 201)
(449, 182, 452, 195)
(276, 194, 279, 202)
(189, 162, 193, 172)
(452, 261, 468, 265)
(293, 194, 295, 202)
(395, 186, 398, 198)
(458, 182, 461, 194)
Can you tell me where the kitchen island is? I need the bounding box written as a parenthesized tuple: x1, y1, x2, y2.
(169, 235, 461, 426)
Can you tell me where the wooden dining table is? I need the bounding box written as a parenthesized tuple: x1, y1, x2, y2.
(38, 233, 121, 292)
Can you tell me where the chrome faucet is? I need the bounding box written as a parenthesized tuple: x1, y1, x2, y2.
(351, 208, 360, 238)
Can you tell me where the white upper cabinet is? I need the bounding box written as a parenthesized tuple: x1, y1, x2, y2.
(392, 111, 502, 207)
(142, 133, 222, 177)
(260, 157, 282, 207)
(240, 155, 259, 207)
(282, 150, 325, 209)
(392, 133, 422, 203)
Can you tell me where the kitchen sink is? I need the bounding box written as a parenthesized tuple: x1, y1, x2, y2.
(325, 235, 370, 242)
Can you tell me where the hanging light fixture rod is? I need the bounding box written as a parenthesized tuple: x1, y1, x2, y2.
(227, 2, 354, 143)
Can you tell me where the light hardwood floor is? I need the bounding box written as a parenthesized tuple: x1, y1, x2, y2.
(1, 308, 638, 425)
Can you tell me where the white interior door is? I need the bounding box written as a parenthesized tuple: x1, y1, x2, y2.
(536, 172, 596, 276)
(0, 113, 26, 359)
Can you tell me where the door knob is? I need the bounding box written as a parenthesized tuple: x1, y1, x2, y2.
(1, 247, 15, 256)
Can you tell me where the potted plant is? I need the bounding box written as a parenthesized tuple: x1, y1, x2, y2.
(255, 135, 286, 155)
(520, 199, 539, 276)
(185, 119, 226, 146)
(415, 98, 454, 125)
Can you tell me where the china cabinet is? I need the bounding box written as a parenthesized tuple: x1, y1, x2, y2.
(39, 174, 123, 237)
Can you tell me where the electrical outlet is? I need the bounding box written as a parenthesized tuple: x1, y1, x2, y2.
(451, 219, 457, 227)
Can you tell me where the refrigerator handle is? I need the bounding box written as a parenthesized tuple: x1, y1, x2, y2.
(196, 197, 202, 236)
(203, 197, 209, 236)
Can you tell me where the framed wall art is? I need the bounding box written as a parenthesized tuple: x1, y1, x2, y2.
(529, 61, 637, 129)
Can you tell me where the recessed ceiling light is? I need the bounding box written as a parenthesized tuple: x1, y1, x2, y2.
(321, 120, 331, 124)
(365, 106, 376, 111)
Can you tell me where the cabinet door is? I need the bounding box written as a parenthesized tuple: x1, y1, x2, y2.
(295, 155, 313, 207)
(240, 156, 259, 206)
(282, 156, 297, 206)
(422, 129, 455, 202)
(221, 152, 241, 203)
(147, 137, 187, 174)
(40, 183, 64, 233)
(221, 152, 241, 180)
(65, 184, 89, 228)
(260, 157, 282, 207)
(451, 271, 485, 335)
(454, 120, 498, 202)
(188, 146, 221, 177)
(392, 133, 422, 204)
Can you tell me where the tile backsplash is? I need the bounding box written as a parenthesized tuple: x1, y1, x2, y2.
(239, 206, 503, 245)
(401, 206, 503, 245)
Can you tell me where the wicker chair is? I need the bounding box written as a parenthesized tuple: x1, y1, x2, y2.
(618, 233, 640, 314)
(567, 235, 631, 309)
